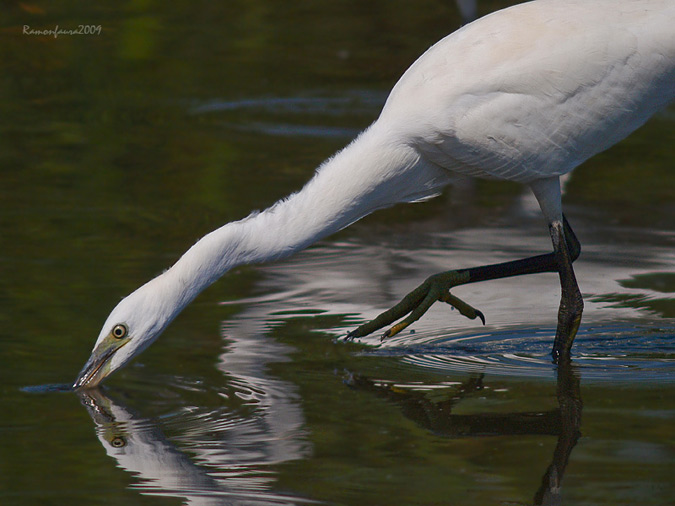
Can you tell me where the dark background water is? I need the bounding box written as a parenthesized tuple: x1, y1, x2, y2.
(1, 1, 674, 505)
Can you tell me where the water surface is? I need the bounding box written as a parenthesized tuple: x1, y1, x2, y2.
(2, 1, 674, 505)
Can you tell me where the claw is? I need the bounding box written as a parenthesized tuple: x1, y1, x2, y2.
(344, 329, 357, 341)
(439, 292, 485, 324)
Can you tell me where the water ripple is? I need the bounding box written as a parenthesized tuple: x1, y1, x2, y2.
(359, 323, 675, 383)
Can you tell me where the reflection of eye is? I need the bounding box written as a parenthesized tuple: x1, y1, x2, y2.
(110, 436, 126, 448)
(112, 324, 128, 339)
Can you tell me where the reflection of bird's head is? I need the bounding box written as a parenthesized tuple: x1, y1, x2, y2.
(73, 276, 179, 389)
(77, 388, 131, 449)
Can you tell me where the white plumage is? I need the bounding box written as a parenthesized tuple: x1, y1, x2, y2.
(74, 0, 675, 388)
(392, 0, 673, 189)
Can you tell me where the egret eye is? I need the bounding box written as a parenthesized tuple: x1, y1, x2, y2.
(110, 436, 126, 448)
(112, 323, 128, 339)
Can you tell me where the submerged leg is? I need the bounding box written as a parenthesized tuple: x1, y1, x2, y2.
(347, 217, 582, 357)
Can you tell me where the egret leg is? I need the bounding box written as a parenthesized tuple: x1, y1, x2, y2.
(346, 216, 582, 356)
(550, 219, 584, 361)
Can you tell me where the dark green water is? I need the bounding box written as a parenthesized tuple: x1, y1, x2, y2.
(2, 1, 674, 505)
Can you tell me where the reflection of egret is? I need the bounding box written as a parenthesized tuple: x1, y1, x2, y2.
(78, 389, 313, 505)
(344, 359, 582, 506)
(74, 0, 674, 388)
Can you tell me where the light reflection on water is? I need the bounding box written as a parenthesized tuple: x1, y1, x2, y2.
(189, 91, 386, 139)
(373, 323, 675, 382)
(244, 218, 674, 383)
(189, 91, 386, 118)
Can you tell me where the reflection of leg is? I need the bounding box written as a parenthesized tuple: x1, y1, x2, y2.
(550, 219, 584, 361)
(347, 216, 582, 359)
(534, 359, 582, 505)
(344, 372, 563, 437)
(344, 373, 486, 433)
(344, 372, 484, 408)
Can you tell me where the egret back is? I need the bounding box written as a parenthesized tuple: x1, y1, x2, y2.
(380, 0, 675, 183)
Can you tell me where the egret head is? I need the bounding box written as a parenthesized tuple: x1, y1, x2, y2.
(73, 277, 179, 389)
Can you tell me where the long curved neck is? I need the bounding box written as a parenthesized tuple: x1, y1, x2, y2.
(161, 125, 449, 311)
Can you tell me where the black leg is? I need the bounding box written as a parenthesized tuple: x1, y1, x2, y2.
(347, 216, 583, 358)
(550, 219, 584, 361)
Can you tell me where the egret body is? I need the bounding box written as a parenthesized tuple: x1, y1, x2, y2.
(75, 0, 674, 388)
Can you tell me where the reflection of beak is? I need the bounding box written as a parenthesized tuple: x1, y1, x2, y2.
(73, 336, 129, 389)
(77, 387, 115, 423)
(77, 388, 131, 449)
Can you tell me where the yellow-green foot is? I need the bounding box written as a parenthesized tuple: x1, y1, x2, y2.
(346, 271, 485, 341)
(345, 215, 583, 358)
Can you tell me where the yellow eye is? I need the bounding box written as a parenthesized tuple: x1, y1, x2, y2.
(112, 323, 128, 339)
(110, 436, 126, 448)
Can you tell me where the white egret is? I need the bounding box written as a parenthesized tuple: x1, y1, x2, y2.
(74, 0, 674, 388)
